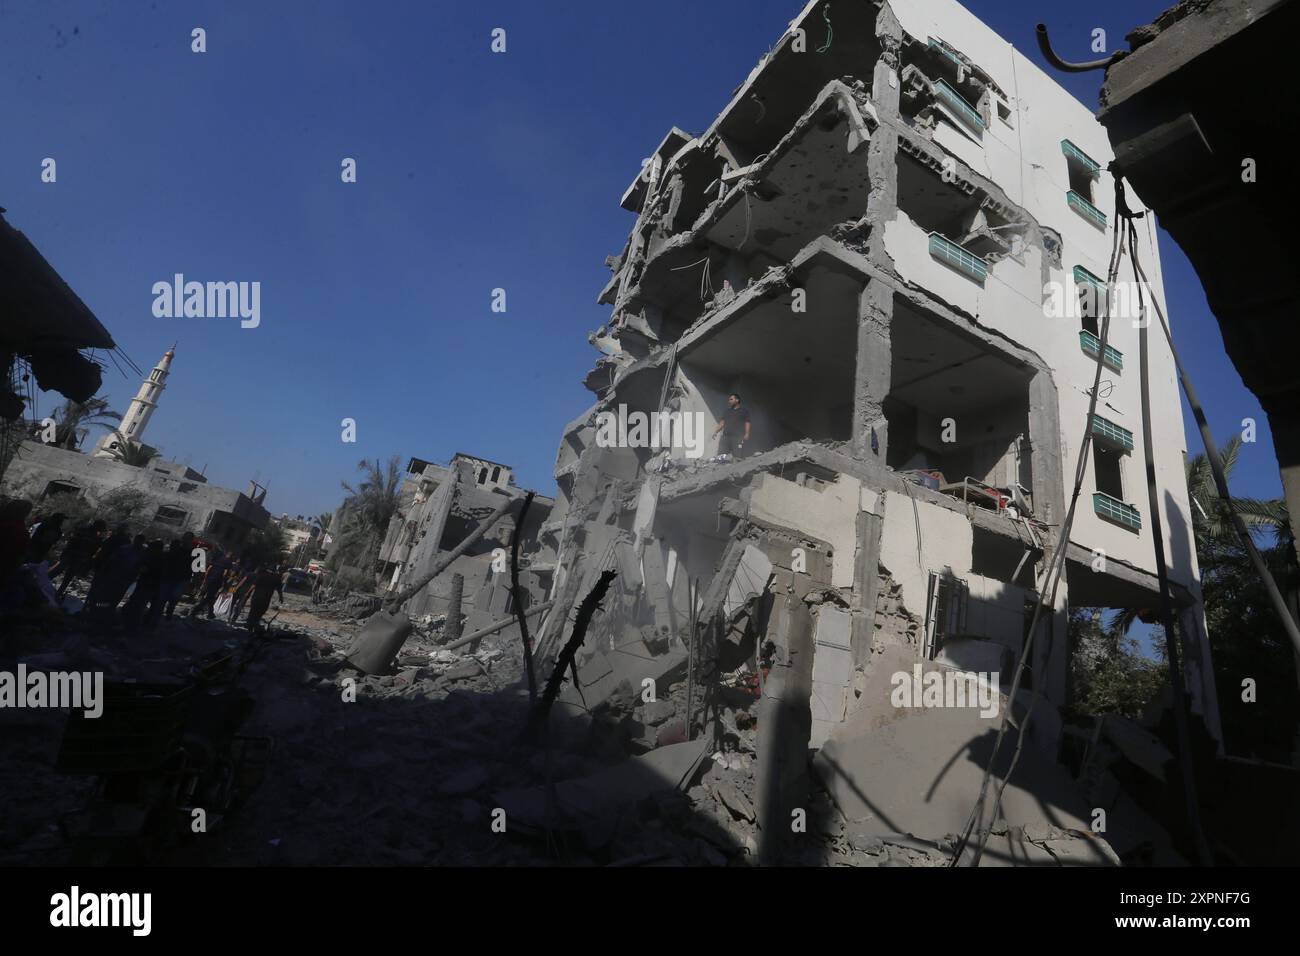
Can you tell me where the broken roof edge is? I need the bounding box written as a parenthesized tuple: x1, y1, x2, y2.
(451, 451, 514, 470)
(619, 127, 698, 213)
(697, 0, 828, 148)
(618, 69, 1061, 318)
(1100, 0, 1291, 114)
(409, 452, 547, 496)
(614, 81, 880, 310)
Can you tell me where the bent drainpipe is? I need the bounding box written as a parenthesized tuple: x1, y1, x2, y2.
(1035, 23, 1124, 73)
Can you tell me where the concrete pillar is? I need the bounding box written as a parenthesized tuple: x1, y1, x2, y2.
(851, 507, 885, 667)
(755, 591, 814, 864)
(851, 5, 903, 464)
(1041, 600, 1070, 718)
(446, 573, 464, 643)
(1027, 370, 1065, 529)
(405, 464, 462, 619)
(873, 4, 903, 114)
(852, 283, 893, 463)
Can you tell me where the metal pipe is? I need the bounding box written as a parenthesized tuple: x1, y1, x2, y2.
(445, 573, 464, 644)
(443, 601, 554, 651)
(1035, 23, 1124, 73)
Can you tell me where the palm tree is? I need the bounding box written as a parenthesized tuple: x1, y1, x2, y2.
(103, 431, 156, 467)
(338, 457, 402, 574)
(1184, 435, 1290, 558)
(50, 396, 121, 450)
(242, 523, 289, 566)
(1113, 434, 1290, 636)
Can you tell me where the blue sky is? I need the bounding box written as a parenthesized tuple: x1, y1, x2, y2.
(2, 0, 1282, 519)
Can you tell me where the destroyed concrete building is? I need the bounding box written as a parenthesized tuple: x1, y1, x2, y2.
(375, 453, 556, 632)
(272, 514, 321, 561)
(2, 346, 272, 553)
(530, 0, 1219, 857)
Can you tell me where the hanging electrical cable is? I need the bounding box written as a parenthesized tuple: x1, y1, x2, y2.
(1124, 210, 1300, 660)
(950, 178, 1131, 867)
(953, 173, 1262, 867)
(1122, 185, 1213, 865)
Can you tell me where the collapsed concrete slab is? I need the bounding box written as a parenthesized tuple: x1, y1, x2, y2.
(813, 648, 1113, 865)
(493, 736, 711, 845)
(556, 639, 687, 714)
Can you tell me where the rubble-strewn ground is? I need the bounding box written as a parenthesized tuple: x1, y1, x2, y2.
(1, 590, 1106, 867)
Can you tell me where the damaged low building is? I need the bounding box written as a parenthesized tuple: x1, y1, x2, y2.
(2, 346, 272, 553)
(375, 453, 556, 635)
(531, 0, 1219, 861)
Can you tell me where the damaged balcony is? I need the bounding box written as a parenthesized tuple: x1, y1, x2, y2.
(886, 296, 1035, 508)
(928, 232, 988, 283)
(892, 148, 1027, 291)
(932, 78, 985, 135)
(900, 31, 1007, 141)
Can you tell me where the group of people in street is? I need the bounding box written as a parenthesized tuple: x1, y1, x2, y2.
(189, 551, 286, 630)
(0, 496, 286, 631)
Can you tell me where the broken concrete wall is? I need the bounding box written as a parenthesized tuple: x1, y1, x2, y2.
(2, 439, 269, 551)
(365, 451, 558, 631)
(745, 471, 862, 589)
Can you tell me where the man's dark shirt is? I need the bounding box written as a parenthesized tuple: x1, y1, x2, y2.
(251, 569, 284, 601)
(722, 404, 751, 437)
(61, 527, 99, 569)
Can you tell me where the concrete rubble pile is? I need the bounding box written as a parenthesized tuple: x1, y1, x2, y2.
(0, 576, 1112, 866)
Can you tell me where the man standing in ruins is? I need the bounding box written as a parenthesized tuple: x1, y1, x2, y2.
(245, 564, 285, 631)
(191, 550, 231, 619)
(713, 392, 751, 458)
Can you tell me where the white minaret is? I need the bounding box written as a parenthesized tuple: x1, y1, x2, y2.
(94, 344, 174, 457)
